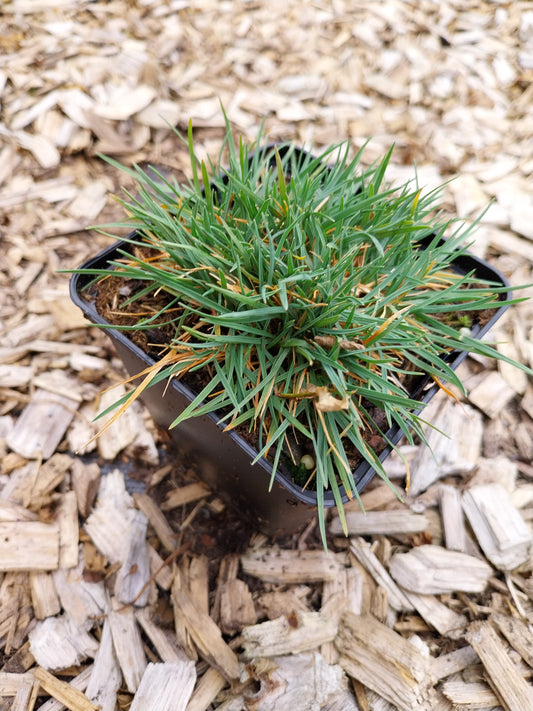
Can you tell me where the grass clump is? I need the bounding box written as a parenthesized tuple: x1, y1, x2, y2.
(77, 120, 526, 544)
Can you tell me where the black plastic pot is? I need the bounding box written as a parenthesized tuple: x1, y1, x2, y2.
(70, 236, 511, 537)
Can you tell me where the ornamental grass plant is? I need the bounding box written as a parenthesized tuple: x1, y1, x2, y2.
(75, 120, 527, 543)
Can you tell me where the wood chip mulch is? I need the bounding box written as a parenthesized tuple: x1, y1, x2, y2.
(1, 1, 533, 710)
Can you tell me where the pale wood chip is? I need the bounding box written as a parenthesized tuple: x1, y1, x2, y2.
(6, 389, 78, 459)
(33, 666, 98, 711)
(241, 610, 338, 660)
(335, 612, 435, 711)
(468, 370, 517, 419)
(330, 510, 429, 537)
(462, 484, 532, 570)
(491, 611, 533, 668)
(172, 589, 240, 681)
(29, 614, 99, 670)
(349, 538, 414, 611)
(108, 603, 147, 694)
(130, 661, 196, 711)
(85, 619, 122, 711)
(29, 571, 61, 620)
(240, 547, 342, 584)
(161, 482, 211, 510)
(133, 492, 177, 552)
(440, 679, 500, 708)
(465, 620, 533, 711)
(242, 652, 357, 711)
(184, 668, 226, 711)
(95, 385, 140, 460)
(0, 521, 60, 571)
(439, 484, 468, 553)
(431, 645, 480, 681)
(389, 544, 492, 594)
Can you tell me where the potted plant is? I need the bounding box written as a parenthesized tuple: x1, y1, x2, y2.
(69, 120, 527, 544)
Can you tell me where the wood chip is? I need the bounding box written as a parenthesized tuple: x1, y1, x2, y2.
(465, 620, 533, 711)
(129, 661, 196, 711)
(29, 571, 61, 619)
(184, 668, 226, 711)
(0, 521, 60, 571)
(330, 510, 429, 537)
(85, 619, 122, 711)
(335, 612, 435, 711)
(240, 548, 342, 584)
(6, 389, 78, 459)
(491, 611, 533, 668)
(349, 537, 414, 611)
(462, 484, 532, 570)
(389, 545, 492, 594)
(439, 483, 468, 552)
(108, 603, 147, 694)
(33, 666, 98, 711)
(241, 611, 338, 660)
(468, 371, 517, 419)
(172, 589, 240, 681)
(29, 614, 99, 670)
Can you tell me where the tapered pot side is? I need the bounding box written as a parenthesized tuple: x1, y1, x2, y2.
(69, 237, 512, 537)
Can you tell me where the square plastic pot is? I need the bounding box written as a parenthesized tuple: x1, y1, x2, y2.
(70, 236, 511, 537)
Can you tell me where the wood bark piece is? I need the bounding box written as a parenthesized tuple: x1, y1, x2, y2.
(241, 547, 342, 584)
(388, 544, 492, 594)
(439, 483, 467, 552)
(130, 661, 197, 711)
(6, 388, 78, 459)
(85, 619, 122, 711)
(172, 589, 240, 681)
(240, 610, 338, 660)
(185, 668, 226, 711)
(242, 652, 358, 711)
(349, 537, 413, 611)
(133, 492, 177, 552)
(29, 614, 99, 671)
(108, 603, 147, 693)
(462, 484, 532, 570)
(329, 510, 429, 537)
(29, 571, 61, 619)
(491, 612, 533, 668)
(0, 521, 59, 571)
(33, 666, 98, 711)
(335, 612, 435, 711)
(465, 620, 533, 711)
